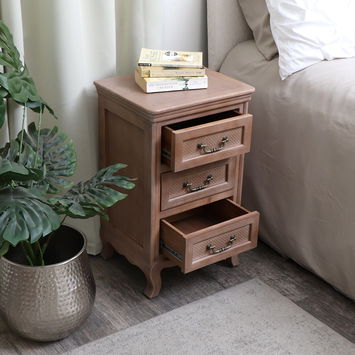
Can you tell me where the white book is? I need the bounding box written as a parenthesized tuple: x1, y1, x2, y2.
(134, 70, 208, 93)
(138, 48, 203, 68)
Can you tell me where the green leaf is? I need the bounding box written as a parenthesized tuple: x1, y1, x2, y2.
(6, 67, 41, 104)
(0, 187, 60, 246)
(26, 100, 57, 119)
(50, 164, 135, 219)
(0, 21, 23, 71)
(0, 157, 28, 176)
(0, 240, 9, 256)
(0, 157, 44, 188)
(0, 87, 9, 98)
(0, 98, 6, 129)
(22, 122, 77, 193)
(0, 139, 45, 187)
(0, 20, 56, 118)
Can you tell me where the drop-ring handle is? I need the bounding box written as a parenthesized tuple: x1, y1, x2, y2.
(183, 174, 213, 193)
(206, 235, 237, 254)
(197, 136, 229, 154)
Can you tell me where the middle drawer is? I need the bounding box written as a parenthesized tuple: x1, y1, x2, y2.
(161, 159, 236, 211)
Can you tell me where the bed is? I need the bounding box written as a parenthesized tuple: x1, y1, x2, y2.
(207, 0, 355, 300)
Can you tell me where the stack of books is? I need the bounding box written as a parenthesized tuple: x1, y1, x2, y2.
(134, 48, 207, 93)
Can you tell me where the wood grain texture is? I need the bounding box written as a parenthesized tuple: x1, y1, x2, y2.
(160, 159, 236, 211)
(94, 70, 255, 122)
(162, 112, 252, 172)
(161, 199, 259, 273)
(95, 70, 257, 297)
(1, 242, 354, 354)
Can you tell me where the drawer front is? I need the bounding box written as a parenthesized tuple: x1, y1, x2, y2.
(192, 225, 250, 266)
(160, 199, 259, 273)
(162, 113, 252, 172)
(161, 159, 236, 211)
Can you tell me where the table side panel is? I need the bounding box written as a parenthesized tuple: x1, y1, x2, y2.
(99, 98, 155, 261)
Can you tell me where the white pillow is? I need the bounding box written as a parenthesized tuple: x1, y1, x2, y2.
(266, 0, 355, 80)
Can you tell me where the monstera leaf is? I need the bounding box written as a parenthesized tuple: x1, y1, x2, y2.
(21, 122, 76, 193)
(5, 66, 41, 103)
(50, 163, 135, 219)
(0, 89, 7, 129)
(0, 187, 60, 246)
(0, 240, 9, 257)
(0, 140, 45, 187)
(0, 66, 55, 116)
(0, 157, 28, 182)
(0, 20, 23, 71)
(0, 20, 55, 126)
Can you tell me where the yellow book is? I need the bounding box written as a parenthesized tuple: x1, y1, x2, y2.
(137, 66, 206, 78)
(138, 48, 203, 68)
(134, 69, 208, 93)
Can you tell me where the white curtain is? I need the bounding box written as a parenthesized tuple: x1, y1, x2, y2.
(0, 0, 25, 143)
(116, 0, 207, 74)
(0, 0, 206, 254)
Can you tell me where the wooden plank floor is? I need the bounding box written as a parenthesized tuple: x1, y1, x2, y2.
(1, 241, 354, 354)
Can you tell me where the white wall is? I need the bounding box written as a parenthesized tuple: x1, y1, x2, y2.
(116, 0, 207, 74)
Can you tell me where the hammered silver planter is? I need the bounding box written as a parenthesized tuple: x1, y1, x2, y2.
(0, 226, 96, 342)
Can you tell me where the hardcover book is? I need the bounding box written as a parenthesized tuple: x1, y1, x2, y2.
(134, 70, 208, 93)
(137, 66, 206, 78)
(138, 48, 203, 68)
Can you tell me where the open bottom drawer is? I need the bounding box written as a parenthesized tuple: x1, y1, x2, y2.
(160, 199, 259, 273)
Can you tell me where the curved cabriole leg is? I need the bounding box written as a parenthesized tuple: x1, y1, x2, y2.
(144, 262, 163, 299)
(143, 257, 176, 298)
(227, 254, 240, 267)
(101, 240, 115, 260)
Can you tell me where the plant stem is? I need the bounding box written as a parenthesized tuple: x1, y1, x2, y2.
(25, 240, 36, 265)
(35, 241, 45, 266)
(34, 108, 43, 168)
(18, 104, 27, 162)
(41, 233, 53, 256)
(42, 236, 53, 255)
(42, 216, 67, 264)
(20, 241, 34, 266)
(61, 215, 67, 225)
(31, 108, 43, 188)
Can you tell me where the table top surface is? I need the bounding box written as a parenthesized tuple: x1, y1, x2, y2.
(94, 70, 255, 118)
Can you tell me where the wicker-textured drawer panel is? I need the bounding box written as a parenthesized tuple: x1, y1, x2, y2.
(192, 225, 250, 262)
(161, 159, 236, 211)
(160, 199, 259, 273)
(183, 128, 242, 161)
(162, 110, 252, 172)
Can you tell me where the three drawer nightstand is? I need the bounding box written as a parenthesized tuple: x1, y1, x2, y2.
(94, 70, 259, 298)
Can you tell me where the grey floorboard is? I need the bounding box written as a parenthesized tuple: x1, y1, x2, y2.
(0, 241, 354, 354)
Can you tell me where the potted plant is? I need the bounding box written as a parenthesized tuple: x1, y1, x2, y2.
(0, 21, 135, 341)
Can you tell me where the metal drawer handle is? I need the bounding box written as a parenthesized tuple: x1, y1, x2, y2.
(197, 136, 229, 154)
(183, 174, 213, 192)
(206, 235, 237, 254)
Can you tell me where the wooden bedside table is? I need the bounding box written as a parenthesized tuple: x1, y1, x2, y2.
(94, 70, 259, 298)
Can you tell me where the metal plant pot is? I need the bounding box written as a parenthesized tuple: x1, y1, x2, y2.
(0, 226, 96, 342)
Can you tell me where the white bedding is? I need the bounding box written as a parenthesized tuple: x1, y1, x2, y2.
(220, 40, 355, 300)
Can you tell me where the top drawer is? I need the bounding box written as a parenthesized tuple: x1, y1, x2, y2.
(161, 110, 252, 172)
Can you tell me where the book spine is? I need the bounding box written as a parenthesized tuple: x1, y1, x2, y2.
(139, 67, 205, 78)
(138, 62, 202, 69)
(146, 77, 208, 93)
(150, 68, 205, 78)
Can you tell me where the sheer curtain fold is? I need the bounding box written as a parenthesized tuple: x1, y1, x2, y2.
(116, 0, 207, 74)
(0, 0, 25, 141)
(0, 0, 116, 254)
(0, 0, 206, 254)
